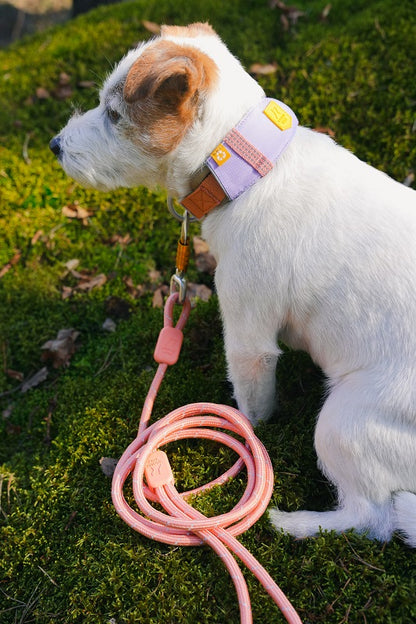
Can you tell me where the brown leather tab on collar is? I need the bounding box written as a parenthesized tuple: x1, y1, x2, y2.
(180, 173, 227, 219)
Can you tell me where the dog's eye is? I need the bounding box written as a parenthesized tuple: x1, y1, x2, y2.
(107, 108, 121, 123)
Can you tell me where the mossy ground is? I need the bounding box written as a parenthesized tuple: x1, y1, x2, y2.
(1, 0, 415, 622)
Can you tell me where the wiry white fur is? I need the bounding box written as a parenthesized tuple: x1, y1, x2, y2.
(54, 25, 416, 547)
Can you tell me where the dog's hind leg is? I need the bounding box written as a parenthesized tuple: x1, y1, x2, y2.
(269, 376, 412, 541)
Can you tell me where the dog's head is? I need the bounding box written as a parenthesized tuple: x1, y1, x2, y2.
(50, 23, 264, 196)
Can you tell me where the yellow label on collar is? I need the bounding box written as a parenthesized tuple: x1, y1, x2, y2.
(211, 143, 231, 166)
(263, 101, 292, 131)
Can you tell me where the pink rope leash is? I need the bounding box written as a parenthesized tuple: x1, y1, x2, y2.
(111, 293, 303, 624)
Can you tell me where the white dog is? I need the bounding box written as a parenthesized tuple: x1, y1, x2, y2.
(50, 23, 416, 547)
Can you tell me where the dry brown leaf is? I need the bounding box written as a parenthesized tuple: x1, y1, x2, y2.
(148, 268, 162, 283)
(142, 20, 161, 34)
(109, 233, 132, 247)
(314, 127, 336, 138)
(58, 72, 71, 85)
(280, 14, 290, 31)
(100, 457, 119, 477)
(152, 286, 165, 308)
(193, 236, 210, 255)
(102, 318, 116, 333)
(36, 87, 50, 100)
(54, 72, 73, 100)
(193, 236, 217, 275)
(55, 85, 73, 100)
(5, 369, 24, 382)
(64, 258, 81, 276)
(31, 230, 43, 245)
(8, 251, 20, 265)
(21, 366, 49, 392)
(195, 254, 217, 275)
(123, 275, 144, 298)
(61, 286, 73, 300)
(61, 260, 107, 298)
(186, 283, 212, 303)
(41, 329, 80, 368)
(0, 251, 21, 279)
(62, 202, 93, 225)
(320, 3, 332, 20)
(0, 264, 13, 279)
(250, 62, 278, 76)
(123, 268, 162, 300)
(152, 285, 169, 308)
(270, 0, 305, 25)
(76, 273, 107, 291)
(78, 80, 96, 89)
(2, 404, 13, 419)
(65, 259, 80, 270)
(62, 205, 81, 217)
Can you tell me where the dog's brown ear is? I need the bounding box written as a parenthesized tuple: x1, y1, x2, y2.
(124, 40, 216, 109)
(123, 40, 217, 155)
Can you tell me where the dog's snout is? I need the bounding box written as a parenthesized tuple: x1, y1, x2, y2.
(49, 136, 62, 157)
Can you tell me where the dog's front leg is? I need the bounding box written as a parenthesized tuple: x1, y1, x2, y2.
(227, 348, 280, 423)
(221, 307, 281, 424)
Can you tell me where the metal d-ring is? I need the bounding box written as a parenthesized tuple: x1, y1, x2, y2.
(167, 196, 199, 223)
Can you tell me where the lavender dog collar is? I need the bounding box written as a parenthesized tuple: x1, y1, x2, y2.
(180, 98, 298, 219)
(208, 98, 298, 200)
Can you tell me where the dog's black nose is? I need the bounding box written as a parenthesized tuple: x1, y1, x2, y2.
(49, 136, 62, 157)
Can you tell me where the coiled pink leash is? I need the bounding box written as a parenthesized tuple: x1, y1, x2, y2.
(112, 293, 303, 624)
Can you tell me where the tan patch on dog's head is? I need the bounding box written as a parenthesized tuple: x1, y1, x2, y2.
(160, 22, 217, 39)
(124, 39, 217, 155)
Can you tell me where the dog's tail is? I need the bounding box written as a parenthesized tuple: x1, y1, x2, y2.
(393, 491, 416, 547)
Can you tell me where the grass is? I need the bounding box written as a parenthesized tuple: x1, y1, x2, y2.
(1, 0, 416, 622)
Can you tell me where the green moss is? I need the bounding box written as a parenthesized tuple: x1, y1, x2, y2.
(1, 0, 415, 622)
